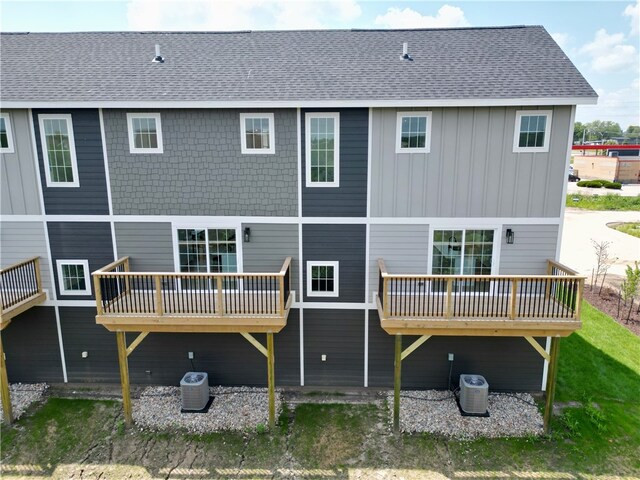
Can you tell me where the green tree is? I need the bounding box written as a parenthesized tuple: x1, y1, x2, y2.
(624, 125, 640, 143)
(573, 121, 585, 143)
(585, 120, 623, 141)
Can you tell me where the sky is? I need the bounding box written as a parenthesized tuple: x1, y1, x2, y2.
(1, 0, 639, 130)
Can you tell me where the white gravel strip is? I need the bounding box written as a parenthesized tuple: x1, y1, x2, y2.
(388, 390, 544, 439)
(133, 386, 282, 433)
(0, 383, 48, 423)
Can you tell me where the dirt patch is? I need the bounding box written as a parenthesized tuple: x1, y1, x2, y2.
(583, 286, 640, 335)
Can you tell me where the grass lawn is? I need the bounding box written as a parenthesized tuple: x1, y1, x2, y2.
(1, 302, 639, 479)
(566, 193, 640, 210)
(611, 222, 640, 238)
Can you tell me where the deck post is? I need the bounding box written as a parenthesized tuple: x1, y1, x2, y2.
(116, 331, 133, 427)
(393, 333, 402, 431)
(0, 335, 13, 424)
(267, 332, 275, 429)
(543, 337, 561, 433)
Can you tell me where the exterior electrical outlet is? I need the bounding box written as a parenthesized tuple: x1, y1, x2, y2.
(448, 353, 454, 361)
(188, 352, 194, 359)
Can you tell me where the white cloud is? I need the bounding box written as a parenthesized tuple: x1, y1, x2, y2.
(576, 78, 640, 129)
(374, 5, 470, 29)
(550, 32, 569, 50)
(126, 0, 361, 31)
(579, 28, 638, 73)
(624, 0, 639, 36)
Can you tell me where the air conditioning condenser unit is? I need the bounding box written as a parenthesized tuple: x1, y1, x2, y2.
(459, 374, 488, 415)
(180, 372, 209, 411)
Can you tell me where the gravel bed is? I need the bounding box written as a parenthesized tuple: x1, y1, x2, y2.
(0, 383, 48, 423)
(388, 390, 544, 439)
(133, 386, 282, 433)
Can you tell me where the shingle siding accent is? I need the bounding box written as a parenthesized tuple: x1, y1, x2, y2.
(32, 109, 110, 215)
(103, 109, 297, 216)
(301, 108, 368, 217)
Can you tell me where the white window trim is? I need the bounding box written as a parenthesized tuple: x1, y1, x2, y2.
(305, 112, 340, 188)
(240, 113, 275, 154)
(0, 112, 15, 153)
(513, 110, 553, 153)
(38, 114, 80, 187)
(126, 112, 164, 154)
(56, 259, 92, 296)
(395, 111, 432, 154)
(427, 226, 501, 277)
(306, 261, 339, 298)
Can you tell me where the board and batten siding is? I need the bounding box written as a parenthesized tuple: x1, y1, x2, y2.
(242, 223, 299, 291)
(301, 108, 368, 217)
(47, 222, 114, 300)
(32, 109, 110, 215)
(499, 224, 559, 275)
(302, 224, 366, 302)
(0, 110, 41, 215)
(0, 221, 53, 294)
(368, 224, 430, 303)
(103, 109, 298, 216)
(370, 106, 571, 218)
(115, 222, 174, 272)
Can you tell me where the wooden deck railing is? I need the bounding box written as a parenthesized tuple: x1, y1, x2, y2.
(93, 257, 293, 318)
(0, 257, 44, 315)
(378, 259, 585, 321)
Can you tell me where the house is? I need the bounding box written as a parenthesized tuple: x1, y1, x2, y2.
(0, 27, 596, 427)
(572, 147, 640, 183)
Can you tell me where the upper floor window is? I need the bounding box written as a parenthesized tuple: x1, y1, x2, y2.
(396, 111, 432, 153)
(306, 112, 340, 187)
(513, 110, 552, 153)
(38, 114, 79, 187)
(127, 113, 163, 154)
(307, 261, 339, 297)
(57, 259, 91, 296)
(240, 113, 275, 154)
(177, 228, 238, 274)
(0, 113, 15, 153)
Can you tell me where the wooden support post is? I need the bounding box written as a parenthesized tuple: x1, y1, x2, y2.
(446, 278, 453, 318)
(575, 279, 584, 319)
(94, 273, 104, 315)
(116, 331, 133, 427)
(393, 334, 402, 431)
(544, 337, 561, 433)
(267, 332, 275, 429)
(510, 279, 518, 320)
(34, 257, 43, 293)
(279, 276, 285, 316)
(154, 276, 163, 316)
(383, 278, 390, 318)
(216, 277, 224, 316)
(545, 262, 553, 300)
(0, 335, 13, 425)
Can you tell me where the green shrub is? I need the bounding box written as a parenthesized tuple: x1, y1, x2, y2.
(604, 181, 622, 190)
(577, 180, 606, 188)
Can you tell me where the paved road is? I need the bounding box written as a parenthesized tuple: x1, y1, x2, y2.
(560, 208, 640, 288)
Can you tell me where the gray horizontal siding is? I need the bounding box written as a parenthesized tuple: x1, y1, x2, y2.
(33, 109, 110, 215)
(301, 108, 368, 217)
(304, 309, 364, 386)
(0, 221, 53, 294)
(3, 307, 64, 383)
(1, 109, 41, 215)
(47, 222, 114, 300)
(369, 224, 429, 303)
(242, 223, 299, 293)
(303, 224, 366, 303)
(371, 106, 571, 218)
(368, 310, 545, 390)
(115, 222, 174, 272)
(499, 225, 559, 275)
(104, 109, 298, 216)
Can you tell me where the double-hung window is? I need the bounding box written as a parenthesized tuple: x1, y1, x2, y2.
(306, 112, 339, 187)
(38, 114, 79, 187)
(396, 111, 432, 153)
(57, 260, 91, 296)
(240, 113, 275, 154)
(0, 113, 15, 153)
(127, 113, 163, 153)
(513, 110, 552, 152)
(307, 261, 339, 297)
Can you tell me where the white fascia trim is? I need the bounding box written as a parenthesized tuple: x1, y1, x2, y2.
(1, 97, 598, 109)
(240, 112, 275, 155)
(38, 113, 80, 188)
(513, 110, 553, 153)
(0, 112, 15, 153)
(293, 301, 368, 310)
(395, 111, 432, 154)
(556, 105, 576, 260)
(126, 112, 164, 154)
(296, 107, 305, 386)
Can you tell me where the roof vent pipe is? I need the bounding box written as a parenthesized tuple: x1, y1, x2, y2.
(152, 44, 164, 63)
(401, 42, 413, 61)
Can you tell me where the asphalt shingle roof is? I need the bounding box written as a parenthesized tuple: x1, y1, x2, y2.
(0, 27, 597, 103)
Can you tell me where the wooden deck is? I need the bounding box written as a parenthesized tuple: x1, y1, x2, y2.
(0, 257, 46, 330)
(377, 259, 585, 337)
(93, 257, 293, 333)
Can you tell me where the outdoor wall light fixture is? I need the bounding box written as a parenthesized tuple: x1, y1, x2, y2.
(506, 228, 515, 245)
(243, 227, 251, 243)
